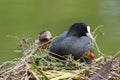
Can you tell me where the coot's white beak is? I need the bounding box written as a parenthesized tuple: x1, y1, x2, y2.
(86, 26, 94, 41)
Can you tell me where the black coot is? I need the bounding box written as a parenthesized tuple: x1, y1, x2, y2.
(49, 23, 95, 63)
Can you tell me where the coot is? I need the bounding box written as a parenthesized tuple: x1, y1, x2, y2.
(49, 23, 95, 63)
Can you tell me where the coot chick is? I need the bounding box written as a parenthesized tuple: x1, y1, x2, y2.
(49, 23, 95, 63)
(35, 31, 52, 50)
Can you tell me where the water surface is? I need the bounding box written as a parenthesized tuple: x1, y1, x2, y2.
(0, 0, 120, 61)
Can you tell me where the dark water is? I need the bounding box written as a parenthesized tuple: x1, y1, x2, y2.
(0, 0, 120, 61)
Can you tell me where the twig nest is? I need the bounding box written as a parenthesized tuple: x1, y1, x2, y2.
(35, 31, 52, 50)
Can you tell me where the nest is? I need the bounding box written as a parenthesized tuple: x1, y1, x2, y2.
(0, 29, 120, 80)
(0, 40, 120, 80)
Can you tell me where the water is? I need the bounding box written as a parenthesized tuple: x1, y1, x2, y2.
(0, 0, 120, 61)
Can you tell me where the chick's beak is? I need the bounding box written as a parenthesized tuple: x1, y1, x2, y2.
(90, 53, 95, 60)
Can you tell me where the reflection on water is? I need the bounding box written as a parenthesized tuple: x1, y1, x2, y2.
(0, 0, 120, 61)
(99, 0, 120, 54)
(101, 0, 120, 24)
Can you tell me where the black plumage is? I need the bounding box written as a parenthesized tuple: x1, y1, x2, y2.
(49, 23, 95, 63)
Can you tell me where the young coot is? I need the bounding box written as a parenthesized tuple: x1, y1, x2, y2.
(49, 23, 95, 63)
(35, 31, 52, 50)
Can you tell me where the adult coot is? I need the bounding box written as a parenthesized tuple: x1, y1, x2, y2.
(49, 23, 95, 63)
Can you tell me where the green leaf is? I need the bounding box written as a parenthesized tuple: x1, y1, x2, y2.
(14, 50, 22, 53)
(51, 73, 72, 80)
(32, 64, 50, 80)
(103, 53, 107, 61)
(117, 77, 120, 80)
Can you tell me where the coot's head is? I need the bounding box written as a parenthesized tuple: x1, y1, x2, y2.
(67, 23, 93, 40)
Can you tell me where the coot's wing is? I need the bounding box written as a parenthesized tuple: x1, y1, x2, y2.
(52, 31, 68, 45)
(50, 31, 68, 59)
